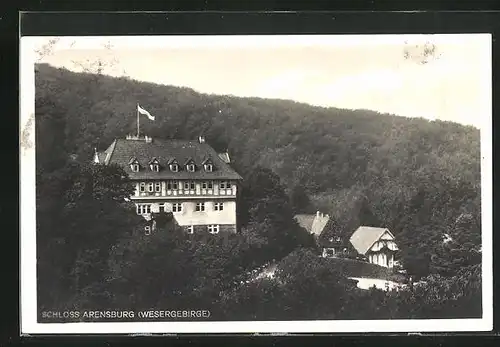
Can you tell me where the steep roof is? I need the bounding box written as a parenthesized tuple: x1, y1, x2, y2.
(218, 152, 231, 164)
(101, 138, 243, 180)
(349, 226, 394, 255)
(311, 214, 330, 237)
(294, 214, 315, 233)
(294, 213, 330, 237)
(97, 152, 106, 163)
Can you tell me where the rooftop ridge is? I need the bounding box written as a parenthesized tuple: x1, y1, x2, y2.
(102, 136, 243, 180)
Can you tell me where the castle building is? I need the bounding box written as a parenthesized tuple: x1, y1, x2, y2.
(94, 135, 242, 234)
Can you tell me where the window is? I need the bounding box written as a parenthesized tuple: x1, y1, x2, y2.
(214, 202, 224, 211)
(136, 204, 151, 215)
(170, 164, 179, 172)
(202, 181, 213, 189)
(139, 182, 146, 192)
(187, 164, 195, 172)
(167, 181, 178, 190)
(159, 203, 165, 213)
(195, 202, 205, 212)
(148, 182, 154, 192)
(186, 225, 194, 234)
(220, 181, 230, 189)
(183, 181, 195, 190)
(208, 224, 219, 234)
(151, 164, 159, 172)
(204, 164, 213, 172)
(154, 182, 161, 192)
(172, 203, 182, 212)
(144, 225, 151, 235)
(131, 164, 140, 172)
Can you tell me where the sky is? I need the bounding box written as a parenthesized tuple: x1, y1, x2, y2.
(35, 35, 491, 128)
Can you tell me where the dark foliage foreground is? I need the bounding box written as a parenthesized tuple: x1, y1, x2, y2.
(36, 161, 481, 321)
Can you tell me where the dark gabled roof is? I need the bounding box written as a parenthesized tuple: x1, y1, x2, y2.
(202, 157, 213, 165)
(102, 138, 243, 180)
(128, 157, 139, 165)
(184, 157, 196, 166)
(349, 226, 394, 255)
(148, 157, 159, 164)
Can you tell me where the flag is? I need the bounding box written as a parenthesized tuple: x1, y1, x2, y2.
(137, 104, 155, 121)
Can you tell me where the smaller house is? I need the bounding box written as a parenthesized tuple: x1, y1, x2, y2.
(349, 226, 398, 268)
(295, 212, 349, 258)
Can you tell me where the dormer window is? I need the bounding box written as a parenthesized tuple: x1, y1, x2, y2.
(184, 158, 196, 172)
(202, 158, 214, 172)
(148, 158, 160, 172)
(170, 163, 179, 172)
(129, 158, 140, 172)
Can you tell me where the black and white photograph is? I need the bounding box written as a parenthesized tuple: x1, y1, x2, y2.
(20, 33, 492, 334)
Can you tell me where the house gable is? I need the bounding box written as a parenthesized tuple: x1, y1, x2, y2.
(379, 231, 394, 241)
(349, 226, 392, 256)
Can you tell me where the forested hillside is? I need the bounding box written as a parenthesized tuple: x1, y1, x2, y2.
(35, 63, 482, 320)
(35, 63, 481, 279)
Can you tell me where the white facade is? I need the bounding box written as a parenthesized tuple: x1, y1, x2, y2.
(135, 200, 237, 227)
(368, 253, 395, 268)
(131, 180, 238, 228)
(366, 231, 398, 268)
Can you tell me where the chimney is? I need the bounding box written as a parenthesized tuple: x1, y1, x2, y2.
(316, 211, 320, 217)
(93, 148, 99, 164)
(145, 136, 152, 143)
(198, 136, 205, 143)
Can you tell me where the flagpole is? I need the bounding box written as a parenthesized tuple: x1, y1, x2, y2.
(137, 103, 140, 138)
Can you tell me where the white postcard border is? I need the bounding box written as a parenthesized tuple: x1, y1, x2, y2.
(20, 34, 493, 334)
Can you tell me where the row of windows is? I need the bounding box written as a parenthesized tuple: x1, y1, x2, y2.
(131, 162, 214, 173)
(138, 180, 232, 193)
(136, 202, 224, 215)
(185, 225, 220, 234)
(145, 224, 221, 235)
